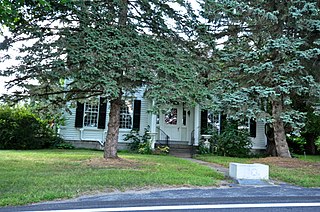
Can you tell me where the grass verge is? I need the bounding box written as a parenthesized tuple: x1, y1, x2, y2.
(0, 150, 224, 207)
(195, 154, 320, 188)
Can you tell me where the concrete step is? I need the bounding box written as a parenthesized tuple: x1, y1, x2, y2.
(156, 140, 189, 146)
(170, 147, 193, 155)
(169, 144, 192, 149)
(155, 142, 194, 158)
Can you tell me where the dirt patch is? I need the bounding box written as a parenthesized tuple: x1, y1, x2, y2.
(84, 157, 142, 169)
(252, 157, 320, 169)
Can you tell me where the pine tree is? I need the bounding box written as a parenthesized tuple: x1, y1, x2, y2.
(200, 0, 320, 157)
(0, 0, 203, 159)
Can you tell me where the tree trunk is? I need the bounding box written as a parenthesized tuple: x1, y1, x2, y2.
(266, 139, 277, 156)
(119, 0, 128, 26)
(104, 0, 128, 160)
(265, 124, 277, 156)
(272, 98, 291, 158)
(104, 95, 122, 159)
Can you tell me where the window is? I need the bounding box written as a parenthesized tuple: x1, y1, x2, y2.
(120, 100, 133, 129)
(238, 119, 249, 130)
(183, 109, 187, 126)
(165, 108, 177, 125)
(237, 118, 256, 138)
(208, 112, 220, 132)
(75, 98, 140, 130)
(83, 103, 99, 127)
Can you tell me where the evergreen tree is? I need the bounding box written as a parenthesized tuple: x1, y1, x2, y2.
(200, 0, 320, 157)
(0, 0, 203, 159)
(0, 0, 51, 31)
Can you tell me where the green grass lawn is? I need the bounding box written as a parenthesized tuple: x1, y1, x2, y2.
(0, 150, 224, 207)
(195, 154, 320, 188)
(295, 154, 320, 162)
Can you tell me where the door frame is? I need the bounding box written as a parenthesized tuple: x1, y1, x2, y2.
(159, 104, 194, 142)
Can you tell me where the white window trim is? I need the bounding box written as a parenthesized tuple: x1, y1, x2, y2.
(83, 102, 100, 128)
(119, 100, 133, 130)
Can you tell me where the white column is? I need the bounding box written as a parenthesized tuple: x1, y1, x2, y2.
(194, 104, 200, 146)
(150, 100, 157, 149)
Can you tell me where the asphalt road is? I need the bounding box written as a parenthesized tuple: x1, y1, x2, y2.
(1, 183, 320, 212)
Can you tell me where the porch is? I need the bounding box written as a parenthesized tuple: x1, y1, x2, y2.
(154, 127, 196, 158)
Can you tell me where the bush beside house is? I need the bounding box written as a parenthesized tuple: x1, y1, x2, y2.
(199, 122, 253, 158)
(0, 105, 61, 149)
(124, 128, 152, 154)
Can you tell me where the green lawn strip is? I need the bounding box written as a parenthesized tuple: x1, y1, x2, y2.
(295, 155, 320, 163)
(0, 150, 224, 207)
(269, 166, 320, 188)
(195, 155, 251, 167)
(195, 155, 320, 188)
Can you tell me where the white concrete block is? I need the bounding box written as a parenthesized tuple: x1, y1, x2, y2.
(229, 163, 269, 180)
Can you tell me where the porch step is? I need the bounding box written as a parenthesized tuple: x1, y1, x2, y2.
(169, 140, 190, 145)
(156, 140, 190, 146)
(169, 144, 192, 150)
(170, 149, 192, 154)
(156, 141, 193, 158)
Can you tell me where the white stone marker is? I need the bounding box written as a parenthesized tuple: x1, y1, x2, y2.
(229, 163, 269, 180)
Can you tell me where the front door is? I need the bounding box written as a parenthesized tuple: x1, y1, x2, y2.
(159, 104, 193, 142)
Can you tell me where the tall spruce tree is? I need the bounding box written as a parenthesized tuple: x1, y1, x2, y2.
(0, 0, 51, 30)
(200, 0, 320, 157)
(0, 0, 204, 159)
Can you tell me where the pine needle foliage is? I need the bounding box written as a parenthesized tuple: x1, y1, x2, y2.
(199, 0, 320, 157)
(0, 0, 206, 158)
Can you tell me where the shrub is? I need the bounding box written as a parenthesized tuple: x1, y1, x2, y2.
(0, 105, 56, 149)
(315, 137, 320, 152)
(198, 140, 211, 154)
(124, 130, 141, 152)
(206, 123, 253, 158)
(287, 133, 307, 154)
(138, 141, 152, 154)
(53, 136, 75, 149)
(155, 145, 170, 155)
(301, 109, 320, 154)
(124, 127, 152, 154)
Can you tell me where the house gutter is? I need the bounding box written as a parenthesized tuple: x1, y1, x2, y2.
(79, 128, 106, 147)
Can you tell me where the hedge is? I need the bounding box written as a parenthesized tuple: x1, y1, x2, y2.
(0, 106, 55, 149)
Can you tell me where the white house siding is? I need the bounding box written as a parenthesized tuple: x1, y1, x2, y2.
(59, 108, 81, 141)
(59, 88, 149, 148)
(251, 121, 267, 149)
(59, 108, 106, 144)
(59, 89, 267, 151)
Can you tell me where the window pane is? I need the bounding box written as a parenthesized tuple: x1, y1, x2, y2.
(165, 108, 177, 125)
(119, 100, 133, 129)
(183, 110, 187, 126)
(208, 112, 220, 132)
(84, 103, 99, 127)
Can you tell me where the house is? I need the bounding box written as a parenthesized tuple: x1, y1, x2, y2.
(59, 88, 267, 152)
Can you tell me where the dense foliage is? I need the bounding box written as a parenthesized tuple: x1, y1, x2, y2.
(1, 1, 319, 158)
(302, 109, 320, 154)
(0, 0, 205, 158)
(199, 0, 320, 157)
(124, 128, 152, 154)
(0, 0, 51, 31)
(215, 127, 252, 158)
(199, 122, 253, 157)
(315, 137, 320, 152)
(0, 105, 56, 149)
